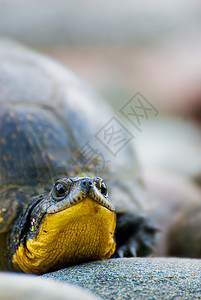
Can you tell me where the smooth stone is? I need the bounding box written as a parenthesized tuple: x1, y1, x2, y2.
(0, 272, 99, 300)
(144, 170, 201, 256)
(43, 257, 201, 299)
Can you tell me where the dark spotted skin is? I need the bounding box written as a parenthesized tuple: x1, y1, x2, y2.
(0, 39, 158, 271)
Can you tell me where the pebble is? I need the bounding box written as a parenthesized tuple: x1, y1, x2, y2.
(0, 272, 99, 300)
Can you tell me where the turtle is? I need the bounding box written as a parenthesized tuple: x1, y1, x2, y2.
(0, 39, 158, 275)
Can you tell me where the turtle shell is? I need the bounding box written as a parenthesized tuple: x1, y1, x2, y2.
(0, 39, 148, 237)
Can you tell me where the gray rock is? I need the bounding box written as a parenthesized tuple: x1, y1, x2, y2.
(0, 272, 99, 300)
(43, 257, 201, 299)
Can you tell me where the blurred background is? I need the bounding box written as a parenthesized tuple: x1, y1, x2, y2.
(1, 0, 201, 257)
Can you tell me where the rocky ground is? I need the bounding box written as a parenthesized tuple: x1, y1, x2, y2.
(43, 257, 201, 299)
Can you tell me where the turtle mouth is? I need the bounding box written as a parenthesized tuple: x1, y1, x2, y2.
(88, 186, 115, 211)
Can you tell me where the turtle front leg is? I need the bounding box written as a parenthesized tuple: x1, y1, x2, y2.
(113, 212, 160, 258)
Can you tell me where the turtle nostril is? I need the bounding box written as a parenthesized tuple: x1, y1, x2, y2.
(81, 179, 93, 188)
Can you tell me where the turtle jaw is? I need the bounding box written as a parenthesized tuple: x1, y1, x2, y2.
(12, 196, 116, 274)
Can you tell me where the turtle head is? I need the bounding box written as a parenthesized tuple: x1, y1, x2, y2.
(9, 176, 116, 274)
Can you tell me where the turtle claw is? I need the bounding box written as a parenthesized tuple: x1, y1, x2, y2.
(115, 244, 137, 258)
(116, 247, 125, 258)
(113, 212, 159, 258)
(129, 244, 137, 257)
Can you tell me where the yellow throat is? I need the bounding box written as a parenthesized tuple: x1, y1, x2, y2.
(12, 197, 116, 274)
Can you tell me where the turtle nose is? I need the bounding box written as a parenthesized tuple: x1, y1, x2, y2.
(80, 178, 93, 189)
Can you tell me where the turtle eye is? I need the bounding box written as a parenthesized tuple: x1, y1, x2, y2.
(100, 181, 108, 197)
(53, 181, 70, 200)
(93, 178, 108, 197)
